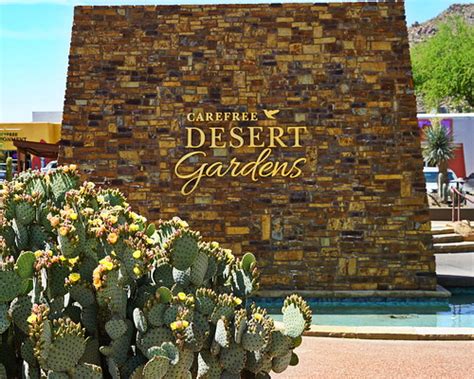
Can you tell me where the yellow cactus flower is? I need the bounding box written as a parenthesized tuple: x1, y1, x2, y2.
(27, 314, 37, 324)
(68, 273, 81, 283)
(59, 255, 67, 262)
(129, 223, 139, 232)
(49, 216, 60, 227)
(107, 232, 118, 245)
(233, 297, 242, 306)
(34, 250, 43, 258)
(93, 277, 102, 289)
(177, 292, 187, 301)
(69, 164, 77, 171)
(133, 266, 142, 276)
(69, 212, 78, 221)
(170, 321, 178, 331)
(146, 238, 154, 245)
(68, 256, 79, 265)
(210, 241, 219, 249)
(170, 320, 189, 331)
(97, 195, 105, 204)
(177, 220, 189, 228)
(59, 226, 69, 236)
(253, 313, 263, 321)
(102, 261, 114, 271)
(108, 215, 118, 224)
(132, 250, 142, 259)
(47, 250, 53, 257)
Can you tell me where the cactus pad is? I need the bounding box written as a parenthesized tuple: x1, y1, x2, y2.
(0, 269, 22, 302)
(72, 363, 103, 379)
(10, 295, 32, 334)
(0, 304, 10, 334)
(272, 351, 292, 373)
(282, 294, 312, 338)
(220, 343, 246, 374)
(138, 327, 173, 358)
(169, 231, 199, 270)
(45, 331, 87, 372)
(143, 355, 170, 379)
(197, 351, 221, 379)
(190, 251, 208, 286)
(15, 201, 36, 225)
(133, 308, 148, 333)
(105, 319, 127, 340)
(146, 302, 166, 327)
(214, 318, 230, 348)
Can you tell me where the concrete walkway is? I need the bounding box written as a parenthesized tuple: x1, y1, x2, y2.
(274, 337, 474, 378)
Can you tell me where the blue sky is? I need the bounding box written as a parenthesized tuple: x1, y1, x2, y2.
(0, 0, 472, 122)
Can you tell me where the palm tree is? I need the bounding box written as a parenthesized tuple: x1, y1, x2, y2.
(422, 119, 455, 202)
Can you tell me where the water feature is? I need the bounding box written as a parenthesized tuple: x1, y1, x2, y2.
(263, 288, 474, 328)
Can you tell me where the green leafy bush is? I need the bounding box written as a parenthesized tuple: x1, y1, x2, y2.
(411, 16, 474, 111)
(0, 166, 311, 378)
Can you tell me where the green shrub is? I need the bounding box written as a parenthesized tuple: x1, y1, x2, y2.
(5, 157, 13, 182)
(0, 165, 311, 378)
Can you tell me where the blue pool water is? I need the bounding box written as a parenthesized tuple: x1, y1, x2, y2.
(264, 288, 474, 328)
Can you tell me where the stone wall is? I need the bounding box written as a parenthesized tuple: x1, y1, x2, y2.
(60, 3, 436, 291)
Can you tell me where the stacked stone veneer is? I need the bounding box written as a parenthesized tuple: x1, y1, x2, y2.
(60, 2, 436, 291)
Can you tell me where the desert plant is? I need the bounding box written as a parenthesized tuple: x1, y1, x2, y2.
(422, 119, 455, 202)
(0, 165, 311, 378)
(411, 16, 474, 112)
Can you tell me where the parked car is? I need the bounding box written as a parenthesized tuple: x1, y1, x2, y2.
(423, 166, 458, 193)
(41, 160, 58, 173)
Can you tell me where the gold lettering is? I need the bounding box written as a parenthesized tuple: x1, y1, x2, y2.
(269, 127, 286, 148)
(185, 127, 206, 148)
(289, 158, 307, 178)
(229, 127, 244, 148)
(174, 151, 207, 195)
(210, 127, 226, 148)
(186, 113, 195, 122)
(248, 127, 265, 148)
(288, 126, 308, 147)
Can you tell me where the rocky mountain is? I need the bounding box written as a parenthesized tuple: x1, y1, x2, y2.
(408, 3, 474, 44)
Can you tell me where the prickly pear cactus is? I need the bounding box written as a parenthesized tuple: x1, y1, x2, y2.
(0, 166, 311, 377)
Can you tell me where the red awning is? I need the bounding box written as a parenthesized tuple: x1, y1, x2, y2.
(13, 140, 59, 159)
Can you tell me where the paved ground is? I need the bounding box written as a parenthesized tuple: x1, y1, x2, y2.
(274, 337, 474, 379)
(436, 253, 474, 277)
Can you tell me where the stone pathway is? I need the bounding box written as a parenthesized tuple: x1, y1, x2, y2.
(274, 337, 474, 378)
